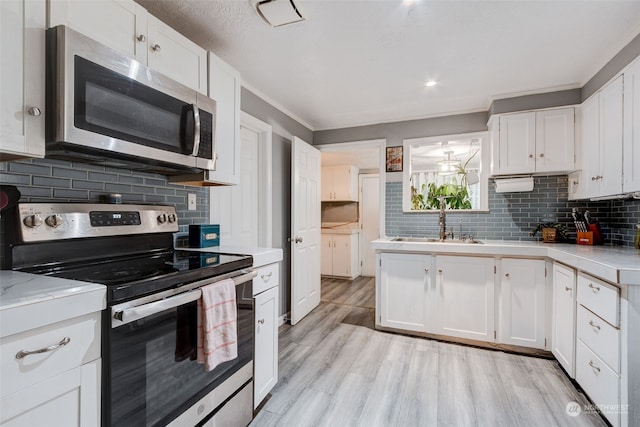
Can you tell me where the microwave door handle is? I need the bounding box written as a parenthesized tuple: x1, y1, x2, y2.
(192, 103, 201, 156)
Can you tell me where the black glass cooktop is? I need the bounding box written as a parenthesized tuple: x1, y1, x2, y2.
(31, 250, 252, 304)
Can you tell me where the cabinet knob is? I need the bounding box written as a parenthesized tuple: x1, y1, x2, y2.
(258, 319, 265, 324)
(152, 44, 161, 52)
(424, 268, 429, 273)
(438, 269, 443, 273)
(539, 153, 544, 158)
(565, 286, 572, 292)
(528, 154, 534, 158)
(294, 236, 303, 243)
(27, 106, 41, 117)
(137, 34, 146, 42)
(505, 273, 510, 278)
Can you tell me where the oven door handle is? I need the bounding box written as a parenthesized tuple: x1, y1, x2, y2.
(112, 271, 257, 325)
(114, 290, 202, 324)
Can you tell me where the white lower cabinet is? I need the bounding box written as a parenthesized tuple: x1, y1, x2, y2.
(0, 312, 101, 426)
(321, 232, 360, 279)
(378, 252, 430, 333)
(498, 258, 546, 350)
(552, 263, 577, 377)
(434, 256, 495, 342)
(253, 262, 279, 409)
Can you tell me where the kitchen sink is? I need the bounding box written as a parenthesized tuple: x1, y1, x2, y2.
(392, 237, 483, 244)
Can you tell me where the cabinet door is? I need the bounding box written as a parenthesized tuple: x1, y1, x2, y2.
(624, 59, 640, 193)
(379, 253, 429, 332)
(320, 234, 334, 276)
(254, 287, 278, 409)
(147, 16, 207, 94)
(599, 75, 624, 197)
(567, 170, 583, 201)
(331, 234, 352, 277)
(535, 108, 574, 173)
(48, 0, 147, 63)
(332, 166, 358, 201)
(434, 256, 494, 341)
(321, 167, 333, 201)
(0, 360, 100, 427)
(499, 258, 546, 349)
(552, 263, 576, 377)
(207, 52, 241, 183)
(499, 112, 536, 174)
(581, 93, 601, 196)
(0, 0, 45, 160)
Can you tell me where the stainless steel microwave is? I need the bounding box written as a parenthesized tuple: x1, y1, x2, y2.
(46, 26, 216, 174)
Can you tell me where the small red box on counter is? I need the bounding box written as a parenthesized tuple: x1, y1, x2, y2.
(577, 223, 603, 245)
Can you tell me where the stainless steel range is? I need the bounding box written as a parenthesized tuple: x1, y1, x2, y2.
(9, 203, 255, 427)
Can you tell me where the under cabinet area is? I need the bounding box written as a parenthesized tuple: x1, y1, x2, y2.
(490, 107, 575, 176)
(321, 166, 359, 202)
(321, 231, 360, 279)
(48, 0, 207, 94)
(498, 258, 547, 350)
(0, 0, 46, 161)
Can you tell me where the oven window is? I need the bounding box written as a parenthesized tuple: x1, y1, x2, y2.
(108, 283, 253, 426)
(74, 56, 195, 154)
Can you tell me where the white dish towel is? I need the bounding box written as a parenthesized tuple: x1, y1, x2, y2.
(197, 278, 238, 371)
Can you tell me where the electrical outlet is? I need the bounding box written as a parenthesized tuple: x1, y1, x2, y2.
(188, 193, 196, 211)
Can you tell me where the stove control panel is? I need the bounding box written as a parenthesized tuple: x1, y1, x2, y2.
(17, 203, 179, 242)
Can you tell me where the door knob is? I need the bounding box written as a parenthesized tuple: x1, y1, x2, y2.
(295, 236, 303, 243)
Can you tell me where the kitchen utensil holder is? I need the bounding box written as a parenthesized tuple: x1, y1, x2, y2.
(576, 231, 594, 245)
(577, 223, 603, 245)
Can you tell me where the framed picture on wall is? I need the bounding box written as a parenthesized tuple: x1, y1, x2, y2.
(386, 146, 403, 172)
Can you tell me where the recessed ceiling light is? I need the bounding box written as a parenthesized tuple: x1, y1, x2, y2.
(425, 80, 437, 87)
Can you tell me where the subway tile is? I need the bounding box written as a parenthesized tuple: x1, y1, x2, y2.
(53, 167, 87, 179)
(33, 176, 71, 188)
(53, 188, 88, 199)
(9, 162, 50, 175)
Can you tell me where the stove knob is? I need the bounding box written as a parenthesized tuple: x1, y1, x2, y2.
(157, 213, 167, 224)
(45, 214, 64, 228)
(168, 213, 177, 223)
(23, 214, 43, 228)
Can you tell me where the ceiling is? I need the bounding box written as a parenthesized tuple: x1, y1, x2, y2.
(137, 0, 640, 131)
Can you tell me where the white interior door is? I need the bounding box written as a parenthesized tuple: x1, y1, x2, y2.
(291, 137, 321, 325)
(359, 174, 380, 276)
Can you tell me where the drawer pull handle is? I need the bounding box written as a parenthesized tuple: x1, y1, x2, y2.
(589, 320, 601, 331)
(588, 360, 601, 373)
(15, 337, 71, 360)
(565, 286, 572, 291)
(258, 319, 265, 324)
(588, 283, 600, 292)
(261, 272, 273, 281)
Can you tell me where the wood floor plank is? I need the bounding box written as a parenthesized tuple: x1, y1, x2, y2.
(250, 279, 607, 427)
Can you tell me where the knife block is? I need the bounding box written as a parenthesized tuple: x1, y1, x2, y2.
(576, 231, 594, 245)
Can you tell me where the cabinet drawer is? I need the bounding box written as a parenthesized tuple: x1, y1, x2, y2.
(577, 273, 619, 326)
(0, 312, 100, 398)
(253, 263, 280, 295)
(576, 340, 620, 427)
(576, 305, 620, 373)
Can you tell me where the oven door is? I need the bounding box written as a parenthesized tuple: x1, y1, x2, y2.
(105, 271, 255, 427)
(48, 25, 216, 172)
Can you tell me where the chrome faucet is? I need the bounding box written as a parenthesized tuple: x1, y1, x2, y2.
(439, 196, 447, 241)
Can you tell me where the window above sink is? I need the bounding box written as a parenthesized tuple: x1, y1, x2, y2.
(402, 131, 489, 213)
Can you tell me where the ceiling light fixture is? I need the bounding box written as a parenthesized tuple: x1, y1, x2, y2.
(425, 80, 437, 87)
(255, 0, 306, 27)
(437, 151, 461, 175)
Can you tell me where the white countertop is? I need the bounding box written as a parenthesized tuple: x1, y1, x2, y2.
(372, 238, 640, 285)
(182, 246, 283, 268)
(0, 271, 106, 338)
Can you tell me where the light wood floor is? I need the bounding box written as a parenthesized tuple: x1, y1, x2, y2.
(251, 276, 605, 427)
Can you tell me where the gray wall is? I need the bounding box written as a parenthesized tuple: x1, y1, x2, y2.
(313, 112, 488, 146)
(386, 177, 639, 247)
(240, 87, 312, 319)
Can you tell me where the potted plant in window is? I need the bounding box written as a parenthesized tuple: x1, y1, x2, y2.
(531, 222, 568, 243)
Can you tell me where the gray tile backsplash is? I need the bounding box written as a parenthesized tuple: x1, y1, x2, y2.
(1, 158, 209, 268)
(386, 176, 640, 247)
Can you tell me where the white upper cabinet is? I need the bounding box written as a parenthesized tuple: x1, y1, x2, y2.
(48, 0, 207, 94)
(623, 58, 640, 194)
(581, 75, 624, 198)
(321, 165, 359, 201)
(207, 52, 241, 184)
(492, 107, 575, 175)
(0, 0, 46, 160)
